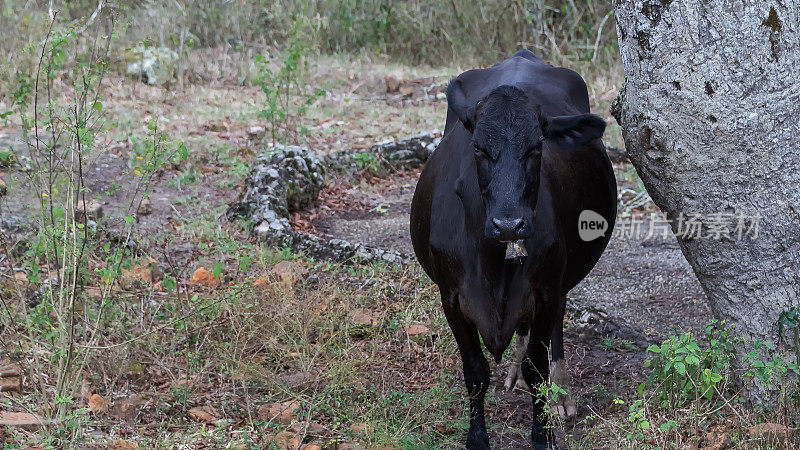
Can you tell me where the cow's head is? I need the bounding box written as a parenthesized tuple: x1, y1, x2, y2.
(447, 83, 605, 241)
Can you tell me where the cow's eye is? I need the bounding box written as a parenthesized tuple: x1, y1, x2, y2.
(473, 145, 488, 158)
(522, 144, 542, 159)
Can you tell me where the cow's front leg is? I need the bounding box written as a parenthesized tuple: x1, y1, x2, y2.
(443, 299, 491, 449)
(550, 296, 576, 419)
(504, 324, 529, 391)
(522, 290, 560, 450)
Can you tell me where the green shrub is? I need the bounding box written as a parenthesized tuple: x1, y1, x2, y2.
(642, 321, 735, 409)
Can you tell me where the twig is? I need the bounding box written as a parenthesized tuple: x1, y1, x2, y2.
(591, 12, 612, 63)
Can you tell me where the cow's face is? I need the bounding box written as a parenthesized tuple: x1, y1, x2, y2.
(456, 85, 606, 242)
(471, 87, 542, 241)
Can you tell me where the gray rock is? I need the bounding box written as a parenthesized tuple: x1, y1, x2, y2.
(327, 131, 441, 175)
(125, 46, 179, 86)
(227, 145, 325, 236)
(229, 134, 442, 264)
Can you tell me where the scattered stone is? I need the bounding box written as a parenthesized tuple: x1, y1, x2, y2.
(75, 200, 104, 221)
(385, 75, 401, 93)
(228, 134, 440, 265)
(124, 46, 178, 86)
(188, 405, 220, 424)
(0, 411, 45, 430)
(137, 198, 152, 216)
(303, 445, 322, 450)
(88, 394, 109, 414)
(207, 121, 228, 132)
(227, 145, 325, 236)
(248, 126, 265, 137)
(190, 267, 219, 287)
(404, 324, 429, 337)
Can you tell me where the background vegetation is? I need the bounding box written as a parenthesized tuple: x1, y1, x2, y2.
(0, 0, 796, 449)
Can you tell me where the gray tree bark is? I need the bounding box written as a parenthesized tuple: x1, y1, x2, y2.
(612, 0, 800, 399)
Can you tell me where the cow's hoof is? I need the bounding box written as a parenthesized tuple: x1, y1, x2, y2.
(532, 428, 558, 450)
(466, 429, 490, 449)
(503, 363, 527, 392)
(552, 395, 577, 419)
(549, 359, 576, 419)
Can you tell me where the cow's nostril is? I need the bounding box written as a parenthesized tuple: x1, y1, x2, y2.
(492, 217, 525, 239)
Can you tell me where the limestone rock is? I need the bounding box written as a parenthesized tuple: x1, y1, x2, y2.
(125, 46, 179, 86)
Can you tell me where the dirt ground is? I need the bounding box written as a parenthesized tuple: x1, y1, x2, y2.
(0, 57, 720, 448)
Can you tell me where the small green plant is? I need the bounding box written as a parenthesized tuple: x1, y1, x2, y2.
(351, 151, 381, 174)
(601, 336, 640, 351)
(625, 399, 651, 442)
(254, 24, 326, 146)
(642, 321, 734, 409)
(539, 381, 568, 404)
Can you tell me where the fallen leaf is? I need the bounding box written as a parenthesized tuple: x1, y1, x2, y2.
(0, 411, 45, 430)
(188, 405, 220, 423)
(88, 393, 109, 414)
(269, 431, 300, 449)
(404, 324, 429, 337)
(80, 378, 92, 401)
(350, 308, 376, 326)
(270, 260, 308, 285)
(747, 422, 791, 438)
(99, 440, 139, 450)
(253, 275, 269, 288)
(109, 395, 147, 422)
(350, 422, 367, 433)
(258, 400, 301, 425)
(704, 424, 732, 450)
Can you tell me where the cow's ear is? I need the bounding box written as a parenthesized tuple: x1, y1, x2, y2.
(446, 78, 477, 133)
(542, 113, 606, 147)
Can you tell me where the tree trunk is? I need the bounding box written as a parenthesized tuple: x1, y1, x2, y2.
(612, 0, 800, 400)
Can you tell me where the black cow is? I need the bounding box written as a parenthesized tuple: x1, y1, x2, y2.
(410, 49, 616, 449)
